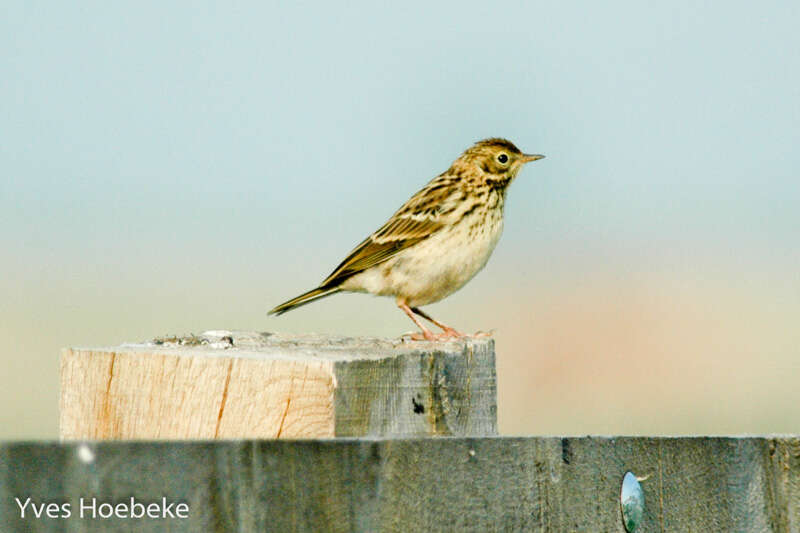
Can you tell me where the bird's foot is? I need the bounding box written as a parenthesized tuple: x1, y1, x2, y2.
(401, 330, 433, 341)
(402, 329, 469, 341)
(404, 331, 442, 341)
(439, 326, 465, 338)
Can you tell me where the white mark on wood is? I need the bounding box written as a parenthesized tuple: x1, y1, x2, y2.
(77, 444, 95, 464)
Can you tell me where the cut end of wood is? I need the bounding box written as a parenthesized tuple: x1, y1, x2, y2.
(60, 331, 497, 441)
(145, 330, 495, 358)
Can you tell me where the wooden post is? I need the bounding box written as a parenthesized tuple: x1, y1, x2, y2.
(1, 438, 799, 531)
(60, 331, 497, 440)
(49, 332, 800, 531)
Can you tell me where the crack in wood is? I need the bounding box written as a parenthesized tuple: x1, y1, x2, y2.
(214, 359, 234, 438)
(277, 365, 309, 438)
(100, 352, 116, 437)
(276, 398, 291, 438)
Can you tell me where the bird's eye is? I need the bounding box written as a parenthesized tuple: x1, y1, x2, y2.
(497, 153, 509, 164)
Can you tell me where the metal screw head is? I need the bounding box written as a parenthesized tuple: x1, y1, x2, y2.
(620, 471, 645, 532)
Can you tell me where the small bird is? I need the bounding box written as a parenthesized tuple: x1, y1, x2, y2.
(269, 138, 544, 340)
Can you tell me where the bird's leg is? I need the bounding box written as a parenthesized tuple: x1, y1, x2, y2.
(410, 307, 464, 338)
(397, 299, 436, 341)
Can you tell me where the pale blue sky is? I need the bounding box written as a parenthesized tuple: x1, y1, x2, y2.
(1, 1, 799, 437)
(2, 1, 798, 276)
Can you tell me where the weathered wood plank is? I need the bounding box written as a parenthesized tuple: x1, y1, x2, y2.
(0, 437, 798, 532)
(60, 332, 496, 439)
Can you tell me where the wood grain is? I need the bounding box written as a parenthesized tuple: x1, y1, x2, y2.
(60, 331, 496, 439)
(1, 437, 798, 532)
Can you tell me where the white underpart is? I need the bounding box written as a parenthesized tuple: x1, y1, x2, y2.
(341, 202, 505, 307)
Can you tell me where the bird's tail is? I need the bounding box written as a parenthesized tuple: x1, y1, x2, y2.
(268, 285, 341, 316)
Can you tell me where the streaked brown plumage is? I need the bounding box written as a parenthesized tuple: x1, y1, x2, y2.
(269, 138, 544, 340)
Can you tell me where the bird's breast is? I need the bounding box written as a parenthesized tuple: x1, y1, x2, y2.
(380, 204, 504, 306)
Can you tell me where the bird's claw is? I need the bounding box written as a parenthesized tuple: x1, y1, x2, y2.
(404, 331, 443, 341)
(402, 328, 491, 341)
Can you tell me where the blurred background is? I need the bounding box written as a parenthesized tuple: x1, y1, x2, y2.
(1, 1, 798, 439)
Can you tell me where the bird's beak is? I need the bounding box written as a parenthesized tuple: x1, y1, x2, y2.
(521, 154, 545, 163)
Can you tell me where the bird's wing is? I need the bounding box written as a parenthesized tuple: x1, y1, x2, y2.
(320, 178, 461, 287)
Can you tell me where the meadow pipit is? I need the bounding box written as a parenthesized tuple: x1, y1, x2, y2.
(269, 138, 544, 340)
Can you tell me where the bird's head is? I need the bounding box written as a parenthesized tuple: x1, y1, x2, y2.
(458, 138, 544, 188)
